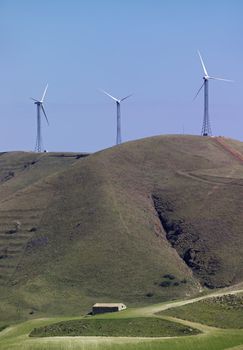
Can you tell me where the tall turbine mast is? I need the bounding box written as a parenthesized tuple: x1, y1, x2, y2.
(194, 51, 233, 136)
(100, 89, 132, 145)
(31, 84, 49, 152)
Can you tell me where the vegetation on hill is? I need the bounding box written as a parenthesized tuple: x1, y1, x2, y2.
(29, 317, 199, 337)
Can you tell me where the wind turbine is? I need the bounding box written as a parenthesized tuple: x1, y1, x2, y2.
(100, 89, 132, 145)
(194, 51, 233, 136)
(31, 84, 49, 152)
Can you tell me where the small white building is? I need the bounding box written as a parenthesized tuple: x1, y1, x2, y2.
(92, 303, 126, 315)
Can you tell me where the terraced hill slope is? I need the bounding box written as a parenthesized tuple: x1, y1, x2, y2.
(1, 135, 243, 323)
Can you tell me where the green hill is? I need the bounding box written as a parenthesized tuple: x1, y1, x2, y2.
(1, 135, 243, 324)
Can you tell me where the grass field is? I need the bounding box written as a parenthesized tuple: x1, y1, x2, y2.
(161, 293, 243, 329)
(1, 289, 243, 350)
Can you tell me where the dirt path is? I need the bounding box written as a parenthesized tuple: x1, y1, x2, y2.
(177, 137, 243, 186)
(214, 137, 243, 163)
(133, 287, 243, 317)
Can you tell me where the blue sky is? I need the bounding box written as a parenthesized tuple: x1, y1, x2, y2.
(0, 0, 242, 152)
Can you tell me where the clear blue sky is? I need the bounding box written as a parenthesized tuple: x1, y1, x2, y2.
(0, 0, 242, 152)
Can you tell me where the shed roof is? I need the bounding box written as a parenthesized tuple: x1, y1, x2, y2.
(93, 303, 126, 307)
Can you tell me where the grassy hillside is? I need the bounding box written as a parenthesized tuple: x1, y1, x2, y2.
(1, 135, 243, 323)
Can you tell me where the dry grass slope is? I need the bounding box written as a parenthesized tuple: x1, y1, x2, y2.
(0, 135, 243, 324)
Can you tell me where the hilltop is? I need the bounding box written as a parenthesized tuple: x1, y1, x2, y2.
(1, 135, 243, 323)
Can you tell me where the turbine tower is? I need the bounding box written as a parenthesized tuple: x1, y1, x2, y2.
(31, 84, 49, 152)
(100, 89, 132, 145)
(194, 51, 233, 136)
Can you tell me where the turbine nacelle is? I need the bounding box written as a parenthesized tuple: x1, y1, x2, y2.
(203, 75, 233, 82)
(99, 89, 132, 104)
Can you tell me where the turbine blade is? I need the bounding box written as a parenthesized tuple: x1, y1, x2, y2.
(193, 81, 205, 101)
(30, 98, 39, 102)
(41, 84, 48, 103)
(41, 105, 49, 125)
(197, 50, 209, 76)
(120, 94, 132, 102)
(209, 76, 234, 82)
(99, 89, 119, 102)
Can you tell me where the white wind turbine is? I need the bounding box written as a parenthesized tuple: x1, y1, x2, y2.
(31, 84, 49, 152)
(100, 89, 132, 145)
(194, 51, 233, 136)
